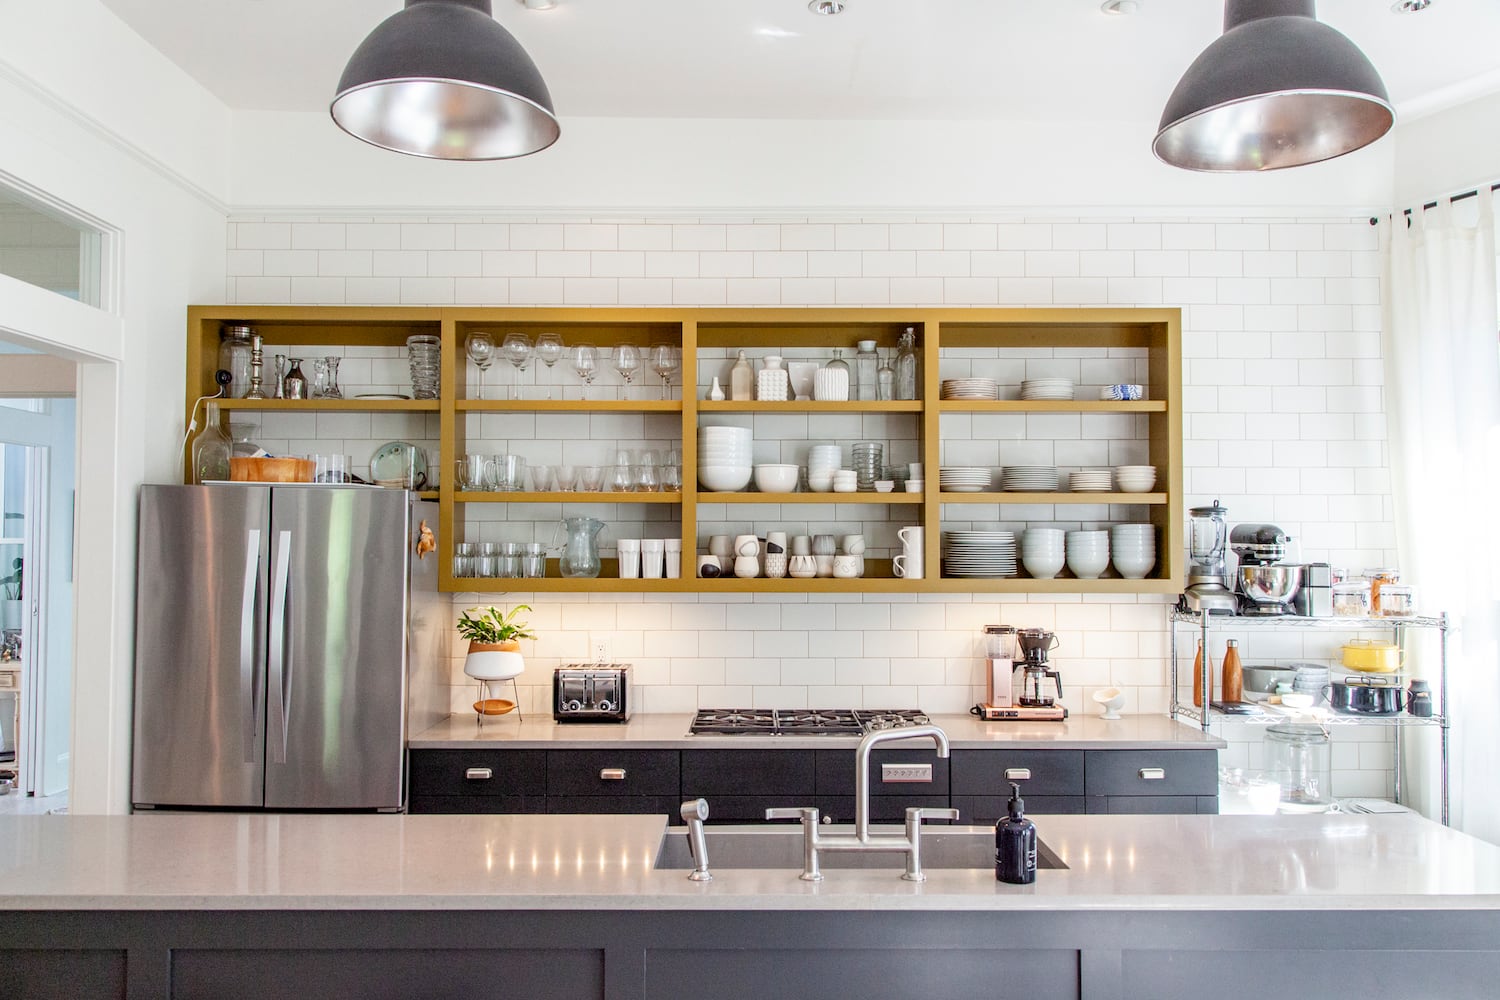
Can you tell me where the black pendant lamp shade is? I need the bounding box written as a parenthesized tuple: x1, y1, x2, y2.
(331, 0, 560, 161)
(1153, 0, 1393, 172)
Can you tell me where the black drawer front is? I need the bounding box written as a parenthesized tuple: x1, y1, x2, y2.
(953, 794, 1086, 822)
(814, 749, 951, 796)
(409, 749, 547, 798)
(547, 795, 682, 818)
(407, 794, 547, 815)
(1088, 794, 1216, 815)
(950, 750, 1085, 798)
(1083, 750, 1218, 798)
(548, 750, 680, 797)
(682, 750, 816, 797)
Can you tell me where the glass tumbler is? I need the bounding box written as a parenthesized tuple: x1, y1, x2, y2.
(476, 543, 499, 579)
(578, 465, 604, 491)
(634, 463, 659, 492)
(530, 465, 556, 492)
(521, 542, 548, 579)
(498, 542, 523, 579)
(453, 542, 476, 578)
(495, 454, 527, 492)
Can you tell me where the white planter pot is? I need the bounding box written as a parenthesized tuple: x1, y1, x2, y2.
(464, 644, 525, 681)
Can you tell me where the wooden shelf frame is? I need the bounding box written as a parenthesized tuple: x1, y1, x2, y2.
(187, 306, 1183, 595)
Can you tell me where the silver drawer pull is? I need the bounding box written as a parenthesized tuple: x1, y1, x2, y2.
(600, 768, 627, 781)
(1138, 767, 1166, 781)
(1004, 768, 1032, 781)
(465, 767, 493, 781)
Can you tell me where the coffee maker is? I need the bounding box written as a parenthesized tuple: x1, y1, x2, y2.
(976, 627, 1068, 721)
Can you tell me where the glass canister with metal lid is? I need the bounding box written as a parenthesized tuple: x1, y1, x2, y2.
(1265, 724, 1334, 813)
(218, 324, 255, 398)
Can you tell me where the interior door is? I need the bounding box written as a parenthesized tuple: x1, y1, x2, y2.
(264, 487, 407, 810)
(132, 485, 269, 808)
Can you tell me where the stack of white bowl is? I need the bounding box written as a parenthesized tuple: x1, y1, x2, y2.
(1114, 465, 1157, 492)
(1065, 530, 1110, 580)
(1109, 523, 1157, 579)
(1021, 528, 1066, 580)
(807, 444, 843, 492)
(939, 466, 992, 492)
(1021, 378, 1075, 401)
(1068, 469, 1113, 492)
(698, 426, 753, 492)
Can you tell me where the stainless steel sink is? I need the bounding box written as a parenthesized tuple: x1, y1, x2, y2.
(655, 824, 1067, 872)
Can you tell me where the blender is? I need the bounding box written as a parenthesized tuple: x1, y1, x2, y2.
(1182, 500, 1238, 614)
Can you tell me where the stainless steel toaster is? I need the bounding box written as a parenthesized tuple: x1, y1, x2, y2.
(553, 664, 631, 723)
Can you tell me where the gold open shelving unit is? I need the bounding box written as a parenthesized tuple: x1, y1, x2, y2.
(187, 305, 1183, 595)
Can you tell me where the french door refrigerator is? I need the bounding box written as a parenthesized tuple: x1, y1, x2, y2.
(132, 485, 448, 811)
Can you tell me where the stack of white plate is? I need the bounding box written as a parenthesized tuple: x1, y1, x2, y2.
(939, 467, 992, 492)
(1000, 466, 1059, 492)
(1068, 469, 1113, 492)
(699, 426, 752, 492)
(940, 378, 999, 400)
(942, 531, 1018, 578)
(1109, 523, 1157, 579)
(1114, 465, 1157, 492)
(1020, 528, 1066, 580)
(1065, 530, 1110, 580)
(807, 443, 843, 493)
(1020, 378, 1075, 401)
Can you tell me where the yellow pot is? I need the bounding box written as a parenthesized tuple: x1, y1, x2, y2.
(1341, 639, 1403, 673)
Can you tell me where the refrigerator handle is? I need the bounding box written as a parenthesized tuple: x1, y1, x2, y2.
(240, 528, 262, 765)
(268, 529, 293, 765)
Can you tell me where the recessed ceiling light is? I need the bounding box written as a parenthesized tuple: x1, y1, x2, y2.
(1101, 0, 1142, 14)
(808, 1, 845, 15)
(517, 0, 557, 9)
(1391, 0, 1433, 11)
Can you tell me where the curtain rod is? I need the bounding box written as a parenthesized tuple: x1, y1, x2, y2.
(1368, 181, 1500, 225)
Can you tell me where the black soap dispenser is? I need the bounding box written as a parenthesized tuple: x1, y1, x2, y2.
(995, 782, 1037, 884)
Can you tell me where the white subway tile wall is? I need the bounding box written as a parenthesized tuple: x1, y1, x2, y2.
(226, 214, 1398, 797)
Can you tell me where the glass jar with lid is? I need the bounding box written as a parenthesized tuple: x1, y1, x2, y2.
(218, 324, 255, 399)
(1378, 583, 1416, 617)
(1264, 724, 1334, 813)
(853, 340, 880, 401)
(1364, 568, 1400, 614)
(1332, 580, 1372, 617)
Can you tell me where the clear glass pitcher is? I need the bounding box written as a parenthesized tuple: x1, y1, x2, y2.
(553, 517, 605, 579)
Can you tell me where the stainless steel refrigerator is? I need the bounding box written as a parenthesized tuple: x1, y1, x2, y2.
(132, 485, 448, 811)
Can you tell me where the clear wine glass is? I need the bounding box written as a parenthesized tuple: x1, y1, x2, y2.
(569, 343, 598, 400)
(465, 332, 495, 400)
(534, 332, 564, 399)
(502, 332, 533, 400)
(613, 343, 642, 400)
(650, 343, 681, 400)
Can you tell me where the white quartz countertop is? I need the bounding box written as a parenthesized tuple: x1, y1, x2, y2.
(2, 812, 1494, 912)
(410, 712, 1226, 750)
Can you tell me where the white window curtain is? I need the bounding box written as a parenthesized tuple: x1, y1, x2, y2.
(1382, 188, 1499, 843)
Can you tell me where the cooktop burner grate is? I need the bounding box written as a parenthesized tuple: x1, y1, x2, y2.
(688, 708, 928, 736)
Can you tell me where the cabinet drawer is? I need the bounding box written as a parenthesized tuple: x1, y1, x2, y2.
(682, 750, 816, 797)
(548, 750, 679, 797)
(814, 748, 950, 796)
(950, 750, 1085, 798)
(1083, 750, 1218, 798)
(409, 750, 546, 798)
(1088, 794, 1217, 815)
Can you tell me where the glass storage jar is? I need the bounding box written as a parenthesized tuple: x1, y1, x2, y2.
(1332, 580, 1371, 617)
(1378, 583, 1416, 617)
(1365, 568, 1401, 615)
(1264, 724, 1334, 813)
(218, 324, 255, 399)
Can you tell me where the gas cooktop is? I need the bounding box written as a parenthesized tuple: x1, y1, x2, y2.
(689, 709, 930, 736)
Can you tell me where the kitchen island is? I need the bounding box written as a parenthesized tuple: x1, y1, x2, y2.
(2, 811, 1496, 1000)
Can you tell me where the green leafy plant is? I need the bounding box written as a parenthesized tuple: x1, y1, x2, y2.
(1, 557, 20, 601)
(457, 604, 535, 646)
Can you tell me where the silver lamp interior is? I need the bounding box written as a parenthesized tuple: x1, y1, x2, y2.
(1153, 0, 1393, 172)
(331, 0, 560, 161)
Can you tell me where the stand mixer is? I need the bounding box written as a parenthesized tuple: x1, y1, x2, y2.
(1182, 500, 1238, 614)
(1231, 523, 1302, 616)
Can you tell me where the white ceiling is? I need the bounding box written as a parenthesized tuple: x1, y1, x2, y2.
(99, 0, 1500, 123)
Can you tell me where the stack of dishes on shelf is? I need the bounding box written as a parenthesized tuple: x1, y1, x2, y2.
(1292, 663, 1330, 706)
(1020, 378, 1075, 401)
(1109, 523, 1157, 579)
(940, 378, 999, 400)
(1114, 465, 1158, 492)
(698, 425, 753, 492)
(1065, 530, 1110, 580)
(938, 466, 992, 492)
(851, 442, 883, 492)
(942, 530, 1018, 578)
(1020, 528, 1066, 580)
(807, 444, 843, 493)
(1100, 384, 1145, 401)
(1068, 469, 1114, 492)
(1000, 466, 1059, 492)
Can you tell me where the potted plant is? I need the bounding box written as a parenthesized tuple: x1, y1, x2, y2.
(457, 605, 534, 717)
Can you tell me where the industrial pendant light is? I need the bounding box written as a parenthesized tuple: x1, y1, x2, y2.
(331, 0, 560, 161)
(1153, 0, 1393, 172)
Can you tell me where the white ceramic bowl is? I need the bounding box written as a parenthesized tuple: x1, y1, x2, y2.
(1067, 549, 1110, 580)
(698, 465, 753, 492)
(1023, 552, 1066, 580)
(753, 464, 800, 493)
(1112, 552, 1157, 579)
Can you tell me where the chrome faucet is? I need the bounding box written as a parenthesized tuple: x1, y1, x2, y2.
(767, 723, 958, 881)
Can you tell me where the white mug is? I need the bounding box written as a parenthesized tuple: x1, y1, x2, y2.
(617, 539, 641, 579)
(832, 554, 862, 579)
(734, 533, 760, 557)
(897, 526, 922, 549)
(664, 539, 682, 579)
(894, 553, 924, 579)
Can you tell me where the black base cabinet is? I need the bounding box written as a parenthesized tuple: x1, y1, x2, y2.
(407, 747, 1218, 820)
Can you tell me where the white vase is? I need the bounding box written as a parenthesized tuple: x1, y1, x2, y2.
(464, 642, 525, 681)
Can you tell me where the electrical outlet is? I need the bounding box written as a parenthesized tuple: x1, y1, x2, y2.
(593, 638, 611, 664)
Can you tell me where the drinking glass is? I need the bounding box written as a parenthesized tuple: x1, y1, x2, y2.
(529, 465, 556, 492)
(453, 542, 476, 578)
(498, 542, 523, 579)
(660, 463, 682, 492)
(554, 464, 578, 491)
(578, 465, 604, 491)
(569, 344, 598, 400)
(635, 464, 659, 492)
(494, 454, 527, 492)
(521, 542, 547, 579)
(610, 464, 635, 492)
(650, 344, 680, 400)
(465, 332, 496, 400)
(535, 332, 564, 399)
(614, 343, 642, 400)
(502, 332, 532, 400)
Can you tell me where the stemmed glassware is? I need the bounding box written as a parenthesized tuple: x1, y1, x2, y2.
(650, 343, 680, 400)
(535, 332, 564, 399)
(613, 343, 642, 400)
(569, 343, 598, 400)
(502, 332, 532, 400)
(465, 332, 495, 400)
